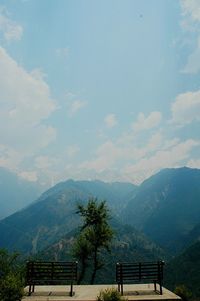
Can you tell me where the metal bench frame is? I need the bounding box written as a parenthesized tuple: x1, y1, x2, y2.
(116, 261, 164, 295)
(26, 261, 78, 296)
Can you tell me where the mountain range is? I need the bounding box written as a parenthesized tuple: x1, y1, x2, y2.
(0, 178, 137, 254)
(0, 166, 200, 294)
(36, 219, 167, 284)
(122, 167, 200, 253)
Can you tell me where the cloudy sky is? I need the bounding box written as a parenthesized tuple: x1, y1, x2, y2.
(0, 0, 200, 187)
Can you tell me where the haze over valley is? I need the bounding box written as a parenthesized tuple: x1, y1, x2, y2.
(0, 166, 200, 295)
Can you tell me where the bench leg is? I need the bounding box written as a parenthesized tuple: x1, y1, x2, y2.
(121, 283, 123, 296)
(154, 281, 163, 295)
(28, 285, 32, 296)
(118, 283, 120, 293)
(28, 284, 35, 296)
(70, 282, 73, 296)
(159, 283, 163, 295)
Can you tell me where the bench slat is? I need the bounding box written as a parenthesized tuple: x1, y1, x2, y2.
(26, 261, 78, 297)
(116, 261, 164, 296)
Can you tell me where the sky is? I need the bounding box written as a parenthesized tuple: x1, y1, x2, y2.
(0, 0, 200, 187)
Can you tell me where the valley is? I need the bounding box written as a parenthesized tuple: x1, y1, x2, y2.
(0, 167, 200, 297)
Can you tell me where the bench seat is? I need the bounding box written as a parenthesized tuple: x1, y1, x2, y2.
(116, 261, 164, 295)
(26, 261, 78, 296)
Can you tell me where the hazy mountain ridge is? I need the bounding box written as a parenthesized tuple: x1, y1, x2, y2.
(37, 179, 137, 215)
(122, 167, 200, 253)
(0, 167, 43, 220)
(0, 167, 200, 293)
(1, 167, 200, 256)
(0, 179, 137, 254)
(35, 219, 168, 283)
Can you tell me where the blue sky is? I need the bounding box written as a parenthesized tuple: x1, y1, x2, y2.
(0, 0, 200, 187)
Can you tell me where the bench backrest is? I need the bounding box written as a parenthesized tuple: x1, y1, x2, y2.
(116, 261, 164, 282)
(26, 261, 78, 283)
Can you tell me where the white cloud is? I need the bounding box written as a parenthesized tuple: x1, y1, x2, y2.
(30, 68, 47, 81)
(187, 158, 200, 168)
(180, 0, 200, 22)
(104, 113, 118, 128)
(0, 144, 22, 171)
(56, 47, 70, 58)
(0, 8, 23, 41)
(66, 145, 80, 158)
(18, 170, 38, 182)
(182, 37, 200, 74)
(79, 118, 199, 184)
(132, 111, 162, 132)
(80, 141, 122, 172)
(80, 130, 164, 175)
(180, 1, 200, 73)
(0, 48, 56, 126)
(145, 131, 163, 152)
(0, 47, 56, 172)
(34, 156, 56, 170)
(67, 100, 87, 116)
(162, 138, 180, 150)
(170, 90, 200, 125)
(123, 139, 200, 183)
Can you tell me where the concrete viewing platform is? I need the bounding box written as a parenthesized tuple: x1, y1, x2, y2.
(23, 284, 181, 301)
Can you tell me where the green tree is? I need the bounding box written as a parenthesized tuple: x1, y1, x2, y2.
(0, 248, 24, 301)
(72, 230, 92, 284)
(73, 198, 113, 284)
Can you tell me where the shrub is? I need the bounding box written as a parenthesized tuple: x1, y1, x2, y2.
(174, 285, 192, 301)
(97, 288, 128, 301)
(0, 273, 24, 301)
(0, 249, 24, 301)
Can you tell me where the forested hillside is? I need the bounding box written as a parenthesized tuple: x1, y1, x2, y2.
(0, 167, 200, 297)
(165, 241, 200, 298)
(123, 167, 200, 254)
(0, 179, 136, 254)
(36, 219, 167, 283)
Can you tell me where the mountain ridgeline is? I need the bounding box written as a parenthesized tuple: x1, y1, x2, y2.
(0, 179, 137, 254)
(36, 220, 167, 284)
(0, 167, 43, 220)
(0, 167, 200, 292)
(122, 167, 200, 253)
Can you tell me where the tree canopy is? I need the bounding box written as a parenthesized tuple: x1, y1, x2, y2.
(72, 198, 113, 284)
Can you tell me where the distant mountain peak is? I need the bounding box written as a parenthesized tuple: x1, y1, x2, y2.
(123, 167, 200, 254)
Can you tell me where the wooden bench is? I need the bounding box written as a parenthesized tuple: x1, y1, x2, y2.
(26, 261, 78, 296)
(116, 261, 164, 295)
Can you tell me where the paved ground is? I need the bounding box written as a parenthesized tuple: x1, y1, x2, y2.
(23, 284, 181, 301)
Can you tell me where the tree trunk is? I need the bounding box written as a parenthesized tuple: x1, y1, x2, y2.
(78, 260, 87, 284)
(90, 247, 98, 284)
